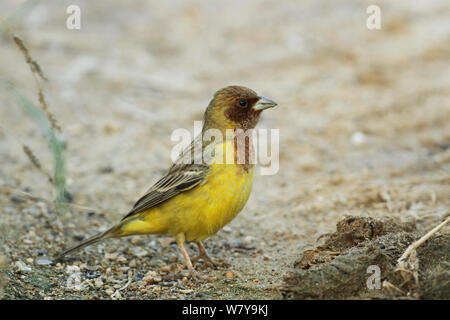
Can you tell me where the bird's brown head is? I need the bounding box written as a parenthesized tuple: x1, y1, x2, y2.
(203, 85, 277, 132)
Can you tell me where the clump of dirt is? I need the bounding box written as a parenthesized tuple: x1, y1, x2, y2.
(282, 216, 449, 299)
(316, 216, 416, 252)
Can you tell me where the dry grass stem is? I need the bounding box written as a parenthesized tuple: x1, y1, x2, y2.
(13, 34, 61, 132)
(22, 145, 54, 184)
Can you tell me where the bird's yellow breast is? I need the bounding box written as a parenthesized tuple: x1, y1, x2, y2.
(121, 141, 254, 241)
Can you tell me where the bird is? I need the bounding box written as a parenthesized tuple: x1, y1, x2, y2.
(55, 85, 277, 279)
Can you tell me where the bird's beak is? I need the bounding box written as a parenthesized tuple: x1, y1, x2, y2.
(253, 96, 277, 111)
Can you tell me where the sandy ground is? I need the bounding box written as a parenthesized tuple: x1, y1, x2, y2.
(0, 0, 449, 299)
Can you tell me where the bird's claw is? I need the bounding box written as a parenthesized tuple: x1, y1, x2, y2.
(192, 255, 229, 268)
(189, 270, 216, 281)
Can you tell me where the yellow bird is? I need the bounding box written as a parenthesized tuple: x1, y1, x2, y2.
(56, 86, 277, 279)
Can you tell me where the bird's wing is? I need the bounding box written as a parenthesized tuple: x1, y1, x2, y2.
(121, 135, 210, 220)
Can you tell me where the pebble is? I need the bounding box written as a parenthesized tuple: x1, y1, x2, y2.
(351, 131, 367, 146)
(225, 271, 234, 279)
(15, 261, 32, 273)
(112, 291, 122, 299)
(94, 278, 103, 288)
(243, 236, 254, 244)
(129, 260, 137, 268)
(66, 265, 80, 274)
(168, 255, 178, 263)
(86, 270, 101, 279)
(10, 194, 24, 203)
(105, 252, 118, 261)
(36, 257, 53, 265)
(222, 226, 232, 233)
(160, 265, 170, 272)
(146, 270, 158, 277)
(117, 255, 127, 263)
(35, 249, 46, 256)
(142, 275, 162, 284)
(134, 274, 144, 281)
(105, 288, 114, 296)
(131, 248, 148, 258)
(26, 258, 34, 264)
(179, 289, 193, 294)
(149, 240, 158, 247)
(130, 237, 142, 245)
(98, 166, 114, 174)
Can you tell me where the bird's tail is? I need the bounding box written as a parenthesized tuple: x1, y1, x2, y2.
(54, 226, 118, 261)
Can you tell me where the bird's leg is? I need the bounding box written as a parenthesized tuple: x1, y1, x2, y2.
(191, 241, 229, 267)
(176, 233, 209, 280)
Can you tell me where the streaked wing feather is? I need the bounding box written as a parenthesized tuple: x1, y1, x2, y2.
(121, 162, 208, 220)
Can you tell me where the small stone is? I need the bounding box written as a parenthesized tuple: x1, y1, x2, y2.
(222, 226, 232, 233)
(145, 270, 158, 277)
(130, 237, 141, 245)
(86, 270, 101, 279)
(10, 195, 24, 203)
(105, 288, 114, 295)
(160, 265, 170, 273)
(105, 252, 118, 261)
(351, 131, 367, 146)
(142, 275, 162, 284)
(35, 249, 46, 256)
(112, 291, 122, 299)
(15, 261, 31, 273)
(94, 278, 103, 288)
(168, 255, 178, 263)
(36, 257, 53, 265)
(131, 248, 148, 258)
(263, 255, 272, 261)
(98, 166, 114, 174)
(225, 271, 234, 279)
(134, 273, 144, 281)
(179, 289, 193, 294)
(117, 255, 127, 263)
(243, 236, 254, 244)
(26, 258, 34, 264)
(129, 260, 137, 268)
(66, 265, 80, 274)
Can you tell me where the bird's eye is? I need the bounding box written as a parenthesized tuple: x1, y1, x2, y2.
(239, 99, 248, 107)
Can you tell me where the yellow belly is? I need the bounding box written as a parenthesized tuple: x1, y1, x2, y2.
(119, 145, 254, 241)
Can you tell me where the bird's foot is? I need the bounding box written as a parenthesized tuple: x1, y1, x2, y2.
(192, 254, 229, 268)
(188, 269, 216, 281)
